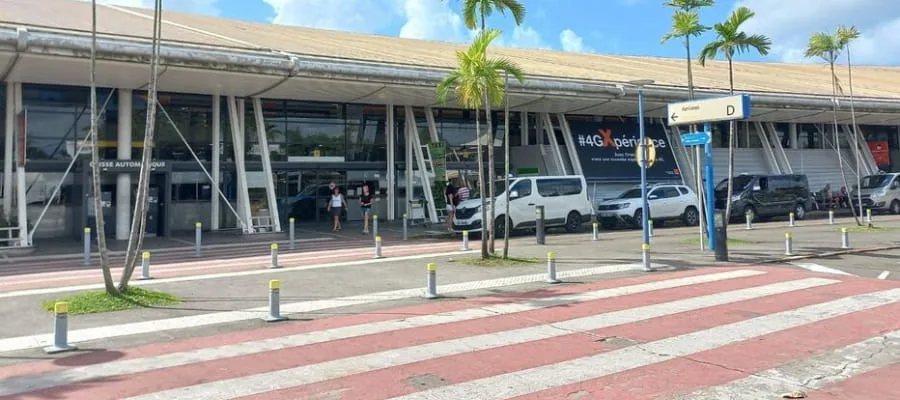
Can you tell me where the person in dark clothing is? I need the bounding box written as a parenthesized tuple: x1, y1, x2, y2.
(445, 182, 457, 232)
(359, 184, 374, 234)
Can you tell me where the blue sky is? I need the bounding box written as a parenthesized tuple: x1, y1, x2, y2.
(104, 0, 900, 65)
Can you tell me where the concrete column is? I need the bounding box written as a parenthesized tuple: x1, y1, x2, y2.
(789, 123, 799, 149)
(211, 94, 220, 230)
(405, 108, 413, 218)
(3, 84, 13, 221)
(115, 89, 132, 240)
(13, 83, 26, 246)
(386, 105, 395, 221)
(520, 111, 528, 146)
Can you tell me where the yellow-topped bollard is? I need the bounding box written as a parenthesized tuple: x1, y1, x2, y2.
(270, 242, 280, 269)
(374, 236, 384, 259)
(45, 302, 76, 354)
(841, 227, 850, 249)
(195, 221, 203, 257)
(139, 251, 153, 280)
(54, 301, 69, 315)
(269, 279, 280, 290)
(425, 263, 438, 298)
(265, 279, 286, 322)
(785, 231, 794, 256)
(546, 252, 561, 284)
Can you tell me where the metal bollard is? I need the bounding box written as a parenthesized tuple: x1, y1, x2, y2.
(44, 302, 76, 354)
(462, 230, 470, 251)
(642, 243, 653, 272)
(195, 222, 202, 257)
(373, 214, 379, 238)
(289, 217, 296, 250)
(269, 243, 279, 269)
(546, 252, 561, 284)
(83, 227, 91, 266)
(866, 209, 872, 224)
(841, 227, 850, 249)
(265, 280, 287, 322)
(424, 263, 438, 299)
(648, 219, 654, 239)
(829, 210, 835, 225)
(592, 222, 599, 241)
(784, 232, 794, 256)
(402, 213, 408, 241)
(745, 212, 753, 230)
(535, 205, 545, 245)
(138, 251, 153, 280)
(788, 212, 795, 227)
(374, 236, 384, 259)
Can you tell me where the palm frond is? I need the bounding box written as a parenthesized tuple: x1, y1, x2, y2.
(462, 0, 479, 30)
(496, 0, 526, 25)
(663, 0, 715, 10)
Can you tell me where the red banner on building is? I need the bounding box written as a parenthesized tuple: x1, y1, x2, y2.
(868, 141, 891, 167)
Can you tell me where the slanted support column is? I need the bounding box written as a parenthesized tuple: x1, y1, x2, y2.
(211, 94, 221, 230)
(3, 84, 13, 221)
(555, 113, 583, 176)
(386, 105, 396, 221)
(404, 107, 413, 218)
(115, 89, 132, 240)
(12, 83, 26, 246)
(251, 97, 281, 232)
(226, 96, 252, 233)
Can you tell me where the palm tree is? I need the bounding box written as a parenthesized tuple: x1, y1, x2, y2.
(456, 0, 526, 254)
(436, 29, 524, 259)
(89, 0, 117, 295)
(698, 6, 771, 224)
(804, 27, 863, 226)
(838, 26, 864, 223)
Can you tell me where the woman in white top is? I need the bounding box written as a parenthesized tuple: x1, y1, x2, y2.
(327, 186, 345, 232)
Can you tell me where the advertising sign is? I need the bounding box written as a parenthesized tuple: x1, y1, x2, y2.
(428, 142, 447, 182)
(568, 120, 680, 181)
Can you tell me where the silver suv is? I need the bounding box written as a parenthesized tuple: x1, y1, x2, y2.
(596, 184, 701, 229)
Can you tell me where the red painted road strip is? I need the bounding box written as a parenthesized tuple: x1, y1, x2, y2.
(0, 242, 462, 292)
(805, 362, 900, 400)
(236, 273, 884, 400)
(0, 267, 719, 381)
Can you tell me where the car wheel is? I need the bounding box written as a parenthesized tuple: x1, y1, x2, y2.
(632, 209, 644, 229)
(564, 211, 582, 233)
(682, 206, 700, 226)
(494, 216, 512, 238)
(794, 203, 807, 220)
(890, 200, 900, 215)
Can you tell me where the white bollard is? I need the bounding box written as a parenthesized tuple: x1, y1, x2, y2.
(402, 214, 408, 241)
(83, 227, 91, 266)
(648, 219, 654, 239)
(592, 222, 599, 241)
(642, 243, 653, 272)
(424, 263, 438, 299)
(138, 251, 153, 280)
(866, 209, 873, 224)
(373, 214, 379, 238)
(546, 252, 561, 284)
(265, 280, 287, 322)
(841, 227, 850, 249)
(784, 232, 794, 256)
(828, 210, 835, 225)
(195, 222, 202, 257)
(289, 217, 296, 250)
(788, 212, 795, 227)
(374, 235, 383, 259)
(44, 302, 77, 354)
(462, 230, 470, 251)
(269, 243, 279, 269)
(745, 212, 753, 230)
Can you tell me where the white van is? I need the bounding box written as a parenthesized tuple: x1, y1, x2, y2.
(852, 172, 900, 214)
(452, 175, 594, 236)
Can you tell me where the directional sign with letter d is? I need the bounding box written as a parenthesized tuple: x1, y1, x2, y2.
(667, 94, 751, 126)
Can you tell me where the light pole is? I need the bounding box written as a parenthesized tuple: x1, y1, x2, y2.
(626, 79, 655, 272)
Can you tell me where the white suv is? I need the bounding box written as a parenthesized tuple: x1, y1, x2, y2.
(596, 184, 701, 229)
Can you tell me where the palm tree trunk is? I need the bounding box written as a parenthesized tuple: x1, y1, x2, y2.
(829, 61, 861, 226)
(485, 96, 496, 254)
(475, 111, 488, 259)
(723, 58, 735, 224)
(846, 45, 865, 224)
(90, 0, 117, 295)
(502, 72, 511, 259)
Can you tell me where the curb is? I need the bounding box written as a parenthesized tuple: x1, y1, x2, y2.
(760, 244, 900, 264)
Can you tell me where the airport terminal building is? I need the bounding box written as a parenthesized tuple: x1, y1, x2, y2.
(1, 0, 899, 246)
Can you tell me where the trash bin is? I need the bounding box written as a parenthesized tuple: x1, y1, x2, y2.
(714, 210, 729, 262)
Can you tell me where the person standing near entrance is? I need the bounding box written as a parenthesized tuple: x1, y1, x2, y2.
(328, 186, 345, 232)
(445, 182, 457, 232)
(359, 184, 373, 234)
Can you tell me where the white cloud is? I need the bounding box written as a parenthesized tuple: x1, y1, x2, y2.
(81, 0, 220, 15)
(559, 29, 594, 53)
(736, 0, 900, 65)
(398, 0, 467, 42)
(262, 0, 400, 33)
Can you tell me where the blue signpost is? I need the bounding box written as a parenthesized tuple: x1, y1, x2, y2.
(667, 95, 752, 251)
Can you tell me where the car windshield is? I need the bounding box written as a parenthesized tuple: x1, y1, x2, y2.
(465, 179, 508, 199)
(717, 176, 754, 191)
(617, 188, 642, 199)
(860, 175, 892, 189)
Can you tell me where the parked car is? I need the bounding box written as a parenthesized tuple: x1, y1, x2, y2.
(851, 172, 900, 214)
(452, 175, 593, 236)
(715, 174, 811, 222)
(596, 184, 701, 229)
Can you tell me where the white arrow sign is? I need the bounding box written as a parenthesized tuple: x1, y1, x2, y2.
(667, 94, 751, 126)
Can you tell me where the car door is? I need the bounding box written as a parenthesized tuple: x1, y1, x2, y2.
(507, 179, 535, 229)
(647, 187, 667, 218)
(660, 187, 683, 217)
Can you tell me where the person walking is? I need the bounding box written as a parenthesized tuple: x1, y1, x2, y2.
(359, 184, 373, 234)
(328, 186, 345, 232)
(445, 181, 457, 232)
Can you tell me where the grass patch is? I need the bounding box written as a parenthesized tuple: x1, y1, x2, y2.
(41, 286, 181, 315)
(459, 255, 542, 267)
(681, 237, 755, 246)
(842, 225, 896, 234)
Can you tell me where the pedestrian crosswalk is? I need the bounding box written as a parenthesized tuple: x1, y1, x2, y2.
(1, 266, 899, 400)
